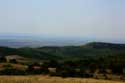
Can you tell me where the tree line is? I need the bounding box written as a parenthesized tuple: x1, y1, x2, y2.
(0, 55, 125, 80)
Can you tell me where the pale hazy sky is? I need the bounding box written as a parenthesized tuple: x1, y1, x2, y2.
(0, 0, 125, 41)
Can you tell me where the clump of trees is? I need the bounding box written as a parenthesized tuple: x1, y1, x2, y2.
(26, 62, 49, 75)
(0, 55, 124, 80)
(0, 68, 27, 75)
(0, 56, 7, 62)
(0, 64, 27, 75)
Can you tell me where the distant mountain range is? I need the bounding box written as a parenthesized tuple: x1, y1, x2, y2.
(0, 34, 125, 48)
(0, 34, 88, 47)
(0, 39, 87, 48)
(0, 39, 46, 48)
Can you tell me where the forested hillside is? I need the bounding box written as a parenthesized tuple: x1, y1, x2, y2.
(0, 42, 125, 60)
(0, 42, 125, 80)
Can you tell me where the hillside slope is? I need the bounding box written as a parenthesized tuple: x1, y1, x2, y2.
(0, 42, 125, 60)
(37, 42, 125, 60)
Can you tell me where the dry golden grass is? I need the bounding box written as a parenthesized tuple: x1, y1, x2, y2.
(0, 75, 124, 83)
(0, 63, 27, 70)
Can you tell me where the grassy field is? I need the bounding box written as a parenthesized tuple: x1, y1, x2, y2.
(0, 75, 124, 83)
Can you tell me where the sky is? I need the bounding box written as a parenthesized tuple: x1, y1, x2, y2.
(0, 0, 125, 42)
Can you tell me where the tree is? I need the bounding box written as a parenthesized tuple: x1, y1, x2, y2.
(0, 56, 7, 62)
(9, 59, 17, 64)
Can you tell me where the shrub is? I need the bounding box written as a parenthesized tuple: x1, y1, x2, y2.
(0, 56, 7, 62)
(0, 68, 27, 75)
(3, 64, 13, 69)
(9, 59, 18, 64)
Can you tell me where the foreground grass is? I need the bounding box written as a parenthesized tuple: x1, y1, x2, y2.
(0, 75, 124, 83)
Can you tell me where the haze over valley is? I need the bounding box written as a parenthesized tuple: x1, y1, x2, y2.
(0, 0, 125, 83)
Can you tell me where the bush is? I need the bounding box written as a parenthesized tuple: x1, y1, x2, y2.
(9, 59, 18, 64)
(3, 64, 13, 69)
(0, 56, 7, 62)
(0, 68, 27, 75)
(41, 67, 49, 74)
(26, 63, 49, 75)
(49, 72, 59, 76)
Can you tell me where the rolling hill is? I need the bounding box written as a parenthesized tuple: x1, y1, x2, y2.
(0, 42, 125, 61)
